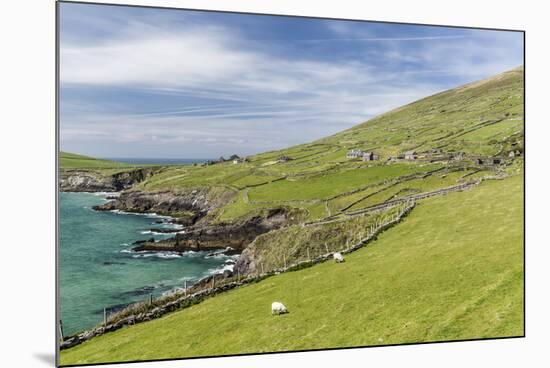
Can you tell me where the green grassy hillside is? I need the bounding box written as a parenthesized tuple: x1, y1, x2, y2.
(60, 174, 523, 365)
(128, 66, 523, 224)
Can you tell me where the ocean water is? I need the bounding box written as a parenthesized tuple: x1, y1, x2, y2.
(59, 192, 236, 335)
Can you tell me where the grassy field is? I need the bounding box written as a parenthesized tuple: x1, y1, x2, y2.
(60, 174, 523, 365)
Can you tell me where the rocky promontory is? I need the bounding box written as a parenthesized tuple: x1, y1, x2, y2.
(92, 188, 236, 225)
(132, 208, 290, 253)
(60, 168, 159, 192)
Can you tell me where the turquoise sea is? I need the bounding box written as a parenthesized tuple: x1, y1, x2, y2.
(60, 192, 236, 335)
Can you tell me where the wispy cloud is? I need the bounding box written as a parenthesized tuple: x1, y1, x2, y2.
(297, 35, 466, 43)
(59, 3, 523, 158)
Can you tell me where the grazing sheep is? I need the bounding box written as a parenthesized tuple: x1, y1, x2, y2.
(271, 302, 288, 315)
(333, 252, 345, 263)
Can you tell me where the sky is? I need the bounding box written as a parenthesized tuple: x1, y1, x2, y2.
(59, 2, 523, 159)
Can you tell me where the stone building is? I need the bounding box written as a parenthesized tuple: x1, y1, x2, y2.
(403, 150, 417, 160)
(362, 152, 379, 161)
(347, 149, 365, 159)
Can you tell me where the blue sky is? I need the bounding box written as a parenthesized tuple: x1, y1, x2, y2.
(59, 2, 523, 159)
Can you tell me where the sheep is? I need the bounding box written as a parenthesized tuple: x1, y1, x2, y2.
(333, 252, 345, 263)
(271, 301, 288, 315)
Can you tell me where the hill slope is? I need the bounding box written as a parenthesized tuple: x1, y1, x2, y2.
(127, 67, 523, 223)
(90, 66, 523, 272)
(60, 174, 523, 365)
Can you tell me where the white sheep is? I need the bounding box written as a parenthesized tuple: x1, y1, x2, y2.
(271, 301, 288, 315)
(333, 252, 345, 263)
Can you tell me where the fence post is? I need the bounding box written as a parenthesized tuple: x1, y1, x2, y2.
(260, 262, 264, 275)
(103, 307, 107, 328)
(211, 276, 215, 289)
(149, 294, 153, 305)
(59, 320, 64, 342)
(184, 280, 187, 296)
(237, 269, 240, 282)
(283, 254, 287, 269)
(307, 247, 310, 261)
(325, 243, 329, 254)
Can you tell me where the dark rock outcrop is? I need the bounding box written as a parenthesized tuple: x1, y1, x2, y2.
(133, 208, 290, 253)
(93, 190, 211, 219)
(233, 246, 258, 276)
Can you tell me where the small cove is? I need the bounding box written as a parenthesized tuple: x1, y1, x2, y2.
(60, 192, 236, 335)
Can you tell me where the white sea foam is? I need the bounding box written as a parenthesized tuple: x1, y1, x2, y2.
(145, 213, 173, 220)
(157, 252, 182, 259)
(132, 251, 182, 259)
(207, 262, 235, 275)
(140, 229, 177, 236)
(157, 223, 184, 229)
(109, 209, 173, 221)
(93, 191, 120, 197)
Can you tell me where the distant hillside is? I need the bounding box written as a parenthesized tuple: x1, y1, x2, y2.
(318, 66, 523, 158)
(60, 151, 130, 169)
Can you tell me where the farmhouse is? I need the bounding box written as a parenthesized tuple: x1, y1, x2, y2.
(403, 150, 417, 160)
(347, 149, 365, 159)
(362, 152, 379, 161)
(233, 158, 244, 164)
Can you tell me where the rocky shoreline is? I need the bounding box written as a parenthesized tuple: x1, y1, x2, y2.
(63, 179, 293, 271)
(92, 190, 212, 225)
(83, 184, 291, 257)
